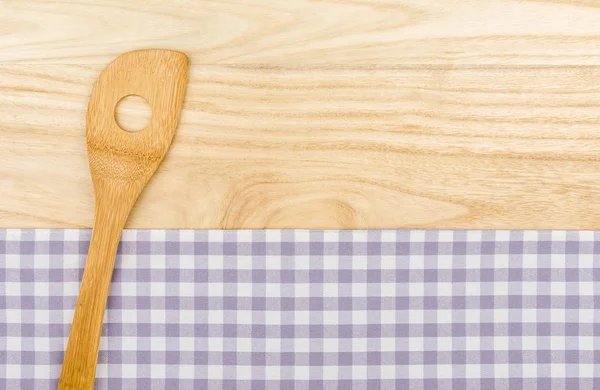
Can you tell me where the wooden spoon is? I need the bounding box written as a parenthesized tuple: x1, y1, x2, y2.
(58, 49, 188, 390)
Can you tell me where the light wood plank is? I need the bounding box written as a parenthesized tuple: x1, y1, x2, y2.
(2, 0, 600, 65)
(2, 64, 600, 229)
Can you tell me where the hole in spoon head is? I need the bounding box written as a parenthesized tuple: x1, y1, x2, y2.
(114, 95, 151, 132)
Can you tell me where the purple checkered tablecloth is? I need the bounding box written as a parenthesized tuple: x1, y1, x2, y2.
(0, 229, 599, 389)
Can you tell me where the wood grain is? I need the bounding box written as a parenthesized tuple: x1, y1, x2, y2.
(58, 50, 188, 389)
(3, 0, 600, 229)
(2, 63, 600, 229)
(3, 0, 600, 65)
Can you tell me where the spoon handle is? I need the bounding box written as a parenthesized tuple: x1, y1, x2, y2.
(58, 187, 133, 390)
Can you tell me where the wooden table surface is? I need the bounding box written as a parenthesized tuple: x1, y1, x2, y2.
(2, 0, 600, 229)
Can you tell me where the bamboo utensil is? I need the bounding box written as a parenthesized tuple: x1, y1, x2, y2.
(58, 49, 188, 389)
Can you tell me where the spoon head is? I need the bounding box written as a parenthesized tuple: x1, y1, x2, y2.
(86, 49, 188, 191)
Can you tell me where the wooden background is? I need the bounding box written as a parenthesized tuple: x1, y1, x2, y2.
(2, 0, 600, 229)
